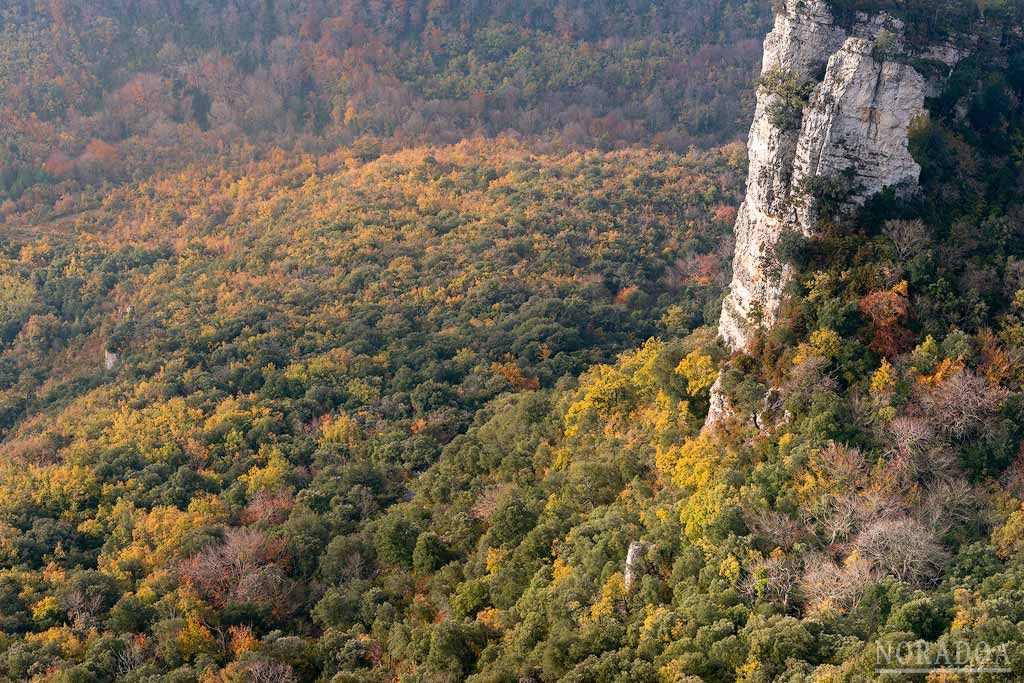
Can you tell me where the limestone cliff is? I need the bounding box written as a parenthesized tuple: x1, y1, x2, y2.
(718, 0, 845, 350)
(717, 0, 960, 353)
(710, 0, 963, 425)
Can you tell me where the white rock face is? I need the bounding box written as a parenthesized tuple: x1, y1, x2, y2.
(708, 2, 961, 428)
(704, 375, 730, 427)
(624, 541, 651, 590)
(762, 0, 847, 77)
(718, 2, 934, 352)
(718, 0, 845, 351)
(791, 37, 925, 231)
(104, 350, 118, 370)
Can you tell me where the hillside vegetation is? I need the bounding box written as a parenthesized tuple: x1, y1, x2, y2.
(2, 0, 1024, 682)
(0, 139, 745, 682)
(0, 0, 769, 206)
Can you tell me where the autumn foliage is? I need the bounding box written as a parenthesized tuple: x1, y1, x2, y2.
(859, 283, 913, 357)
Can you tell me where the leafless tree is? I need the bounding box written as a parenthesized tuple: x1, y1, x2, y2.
(884, 219, 930, 262)
(920, 369, 1007, 440)
(800, 552, 873, 611)
(853, 517, 949, 586)
(1003, 453, 1024, 497)
(884, 414, 958, 484)
(1005, 257, 1024, 299)
(923, 445, 959, 480)
(816, 442, 868, 488)
(742, 552, 802, 610)
(883, 446, 957, 488)
(350, 484, 378, 521)
(471, 485, 510, 520)
(342, 548, 370, 583)
(888, 416, 936, 457)
(819, 493, 859, 546)
(800, 444, 896, 548)
(883, 449, 917, 488)
(916, 479, 977, 535)
(242, 488, 294, 525)
(848, 393, 876, 433)
(179, 527, 292, 612)
(115, 635, 148, 677)
(782, 355, 836, 401)
(746, 508, 805, 551)
(65, 589, 104, 631)
(246, 659, 298, 683)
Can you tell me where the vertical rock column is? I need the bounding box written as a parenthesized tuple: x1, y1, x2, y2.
(708, 4, 937, 427)
(790, 36, 925, 232)
(717, 0, 846, 351)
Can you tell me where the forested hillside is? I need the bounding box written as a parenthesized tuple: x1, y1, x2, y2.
(0, 0, 769, 206)
(0, 138, 745, 681)
(3, 0, 1024, 682)
(0, 2, 772, 680)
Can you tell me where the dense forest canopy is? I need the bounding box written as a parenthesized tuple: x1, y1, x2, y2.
(0, 0, 770, 206)
(0, 135, 748, 681)
(2, 0, 1024, 682)
(822, 0, 1023, 44)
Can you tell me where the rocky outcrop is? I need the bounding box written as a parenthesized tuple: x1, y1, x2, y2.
(718, 0, 846, 350)
(709, 0, 964, 427)
(717, 0, 960, 353)
(104, 350, 119, 371)
(704, 376, 730, 427)
(624, 541, 652, 590)
(790, 37, 926, 231)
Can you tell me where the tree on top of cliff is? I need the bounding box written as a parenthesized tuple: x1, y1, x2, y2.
(825, 0, 1020, 43)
